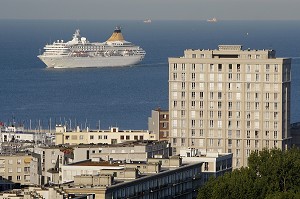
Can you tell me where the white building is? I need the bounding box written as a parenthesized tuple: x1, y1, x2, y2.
(168, 45, 291, 168)
(180, 148, 232, 181)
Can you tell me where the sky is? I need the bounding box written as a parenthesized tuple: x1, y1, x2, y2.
(1, 0, 300, 21)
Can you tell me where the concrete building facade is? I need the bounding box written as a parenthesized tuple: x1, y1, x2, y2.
(60, 158, 203, 199)
(0, 153, 32, 185)
(168, 45, 291, 168)
(148, 108, 169, 141)
(55, 125, 156, 145)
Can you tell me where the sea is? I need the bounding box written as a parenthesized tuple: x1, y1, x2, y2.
(0, 20, 300, 130)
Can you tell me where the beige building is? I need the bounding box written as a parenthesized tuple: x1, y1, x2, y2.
(55, 125, 156, 145)
(0, 187, 94, 199)
(0, 153, 32, 185)
(31, 140, 170, 186)
(58, 157, 203, 199)
(31, 146, 71, 185)
(179, 148, 232, 182)
(168, 45, 291, 168)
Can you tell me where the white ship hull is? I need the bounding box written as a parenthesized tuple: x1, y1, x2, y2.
(38, 55, 144, 69)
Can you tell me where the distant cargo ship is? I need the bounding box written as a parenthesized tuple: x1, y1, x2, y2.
(38, 27, 146, 68)
(207, 18, 217, 22)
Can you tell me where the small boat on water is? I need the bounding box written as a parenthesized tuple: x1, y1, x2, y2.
(207, 18, 217, 22)
(144, 19, 152, 23)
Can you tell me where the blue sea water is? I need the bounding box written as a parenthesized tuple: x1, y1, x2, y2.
(0, 20, 300, 129)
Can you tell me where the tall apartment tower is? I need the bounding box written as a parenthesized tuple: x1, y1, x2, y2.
(168, 45, 291, 168)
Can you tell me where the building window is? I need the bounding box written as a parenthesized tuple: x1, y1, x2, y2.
(209, 101, 214, 109)
(236, 140, 241, 147)
(191, 92, 195, 99)
(218, 64, 222, 72)
(200, 92, 204, 99)
(209, 92, 214, 99)
(209, 111, 214, 118)
(228, 111, 232, 118)
(228, 139, 232, 147)
(274, 103, 278, 110)
(210, 64, 214, 72)
(192, 63, 196, 70)
(209, 120, 214, 128)
(218, 92, 222, 99)
(237, 64, 240, 72)
(191, 73, 196, 81)
(229, 64, 232, 72)
(247, 140, 251, 148)
(200, 82, 204, 90)
(200, 129, 204, 137)
(204, 162, 209, 171)
(173, 73, 177, 80)
(218, 111, 222, 118)
(266, 74, 270, 81)
(228, 92, 232, 100)
(236, 130, 241, 138)
(247, 131, 251, 138)
(181, 138, 185, 146)
(228, 102, 232, 109)
(255, 140, 259, 148)
(191, 129, 195, 136)
(218, 102, 222, 109)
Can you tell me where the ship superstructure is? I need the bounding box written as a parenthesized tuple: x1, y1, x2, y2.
(38, 27, 146, 68)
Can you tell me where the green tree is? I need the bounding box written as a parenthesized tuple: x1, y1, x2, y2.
(197, 147, 300, 199)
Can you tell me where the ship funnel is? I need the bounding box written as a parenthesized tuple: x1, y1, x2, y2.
(106, 27, 125, 42)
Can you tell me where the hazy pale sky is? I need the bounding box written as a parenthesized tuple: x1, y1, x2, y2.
(1, 0, 300, 20)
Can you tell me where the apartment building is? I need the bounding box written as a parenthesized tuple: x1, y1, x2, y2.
(58, 157, 203, 199)
(179, 148, 232, 182)
(30, 140, 170, 186)
(30, 146, 70, 185)
(55, 125, 156, 145)
(0, 153, 32, 185)
(148, 108, 169, 141)
(168, 45, 291, 168)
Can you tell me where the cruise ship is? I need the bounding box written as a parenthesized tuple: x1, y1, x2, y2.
(38, 27, 146, 68)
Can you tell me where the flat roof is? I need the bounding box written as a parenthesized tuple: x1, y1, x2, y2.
(68, 160, 121, 167)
